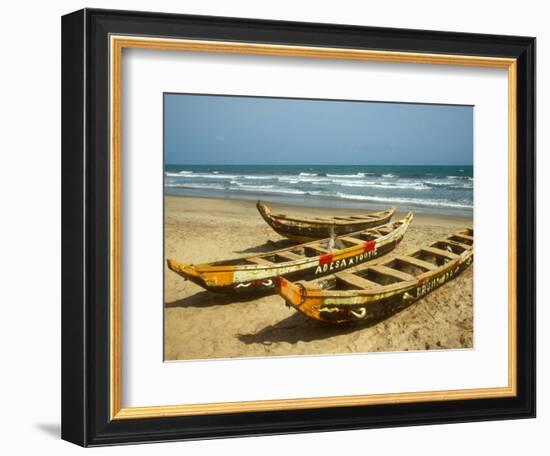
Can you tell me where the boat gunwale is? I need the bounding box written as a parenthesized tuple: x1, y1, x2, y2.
(257, 201, 395, 226)
(169, 212, 413, 275)
(267, 209, 395, 226)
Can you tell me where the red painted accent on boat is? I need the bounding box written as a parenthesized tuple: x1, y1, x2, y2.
(364, 240, 376, 252)
(418, 277, 428, 285)
(279, 277, 287, 288)
(319, 253, 333, 265)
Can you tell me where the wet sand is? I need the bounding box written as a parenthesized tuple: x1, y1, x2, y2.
(164, 195, 473, 361)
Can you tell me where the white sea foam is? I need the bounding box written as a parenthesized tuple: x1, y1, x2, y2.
(339, 181, 428, 190)
(231, 185, 306, 195)
(326, 172, 366, 178)
(165, 182, 227, 191)
(164, 168, 473, 212)
(424, 181, 473, 189)
(447, 175, 473, 181)
(242, 174, 278, 180)
(334, 192, 473, 209)
(278, 176, 326, 184)
(179, 173, 239, 180)
(232, 182, 276, 190)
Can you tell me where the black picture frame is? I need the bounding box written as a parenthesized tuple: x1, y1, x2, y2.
(62, 8, 535, 447)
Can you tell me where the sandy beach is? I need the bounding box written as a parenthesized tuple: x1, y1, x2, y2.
(164, 195, 473, 361)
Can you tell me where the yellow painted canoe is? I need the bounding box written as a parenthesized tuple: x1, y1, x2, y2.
(256, 200, 395, 242)
(276, 228, 473, 323)
(167, 212, 413, 295)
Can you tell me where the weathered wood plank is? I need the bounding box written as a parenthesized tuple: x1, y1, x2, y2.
(339, 236, 365, 246)
(422, 246, 459, 260)
(335, 272, 378, 289)
(276, 251, 304, 261)
(444, 239, 471, 250)
(453, 233, 474, 242)
(397, 255, 436, 271)
(306, 245, 330, 254)
(302, 280, 322, 290)
(370, 265, 417, 282)
(247, 257, 273, 265)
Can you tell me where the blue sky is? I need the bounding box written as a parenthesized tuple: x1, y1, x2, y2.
(164, 94, 473, 165)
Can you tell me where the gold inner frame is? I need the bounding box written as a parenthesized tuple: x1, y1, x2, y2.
(109, 35, 517, 420)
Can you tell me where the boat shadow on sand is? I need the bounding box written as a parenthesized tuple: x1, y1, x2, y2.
(165, 290, 264, 308)
(237, 299, 415, 345)
(234, 238, 296, 254)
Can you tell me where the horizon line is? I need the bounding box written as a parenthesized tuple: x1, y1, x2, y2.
(164, 163, 474, 167)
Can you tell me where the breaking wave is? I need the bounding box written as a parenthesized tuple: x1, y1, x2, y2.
(164, 166, 473, 214)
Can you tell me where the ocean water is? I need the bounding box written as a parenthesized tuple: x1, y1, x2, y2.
(164, 165, 473, 217)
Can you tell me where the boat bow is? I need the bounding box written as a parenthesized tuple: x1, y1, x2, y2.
(167, 259, 200, 281)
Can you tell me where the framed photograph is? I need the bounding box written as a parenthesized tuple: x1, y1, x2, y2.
(61, 8, 535, 446)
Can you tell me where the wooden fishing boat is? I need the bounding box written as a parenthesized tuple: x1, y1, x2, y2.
(256, 200, 395, 242)
(276, 228, 473, 324)
(167, 212, 413, 295)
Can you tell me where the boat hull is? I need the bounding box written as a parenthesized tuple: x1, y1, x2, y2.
(276, 230, 473, 324)
(256, 201, 395, 242)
